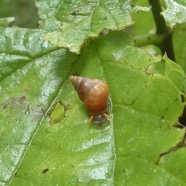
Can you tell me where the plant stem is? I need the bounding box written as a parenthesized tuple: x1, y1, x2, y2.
(134, 34, 166, 47)
(148, 0, 168, 34)
(148, 0, 175, 61)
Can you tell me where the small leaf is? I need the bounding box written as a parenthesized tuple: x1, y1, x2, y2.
(161, 0, 186, 27)
(173, 23, 186, 72)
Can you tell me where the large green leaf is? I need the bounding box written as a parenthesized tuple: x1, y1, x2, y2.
(1, 28, 186, 185)
(35, 0, 133, 54)
(0, 28, 77, 185)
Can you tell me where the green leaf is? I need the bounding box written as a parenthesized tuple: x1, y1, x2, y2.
(36, 0, 133, 54)
(130, 0, 155, 35)
(173, 23, 186, 73)
(161, 0, 186, 27)
(160, 148, 186, 183)
(1, 29, 185, 185)
(0, 27, 77, 185)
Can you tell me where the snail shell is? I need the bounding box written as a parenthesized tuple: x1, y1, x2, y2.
(70, 76, 109, 118)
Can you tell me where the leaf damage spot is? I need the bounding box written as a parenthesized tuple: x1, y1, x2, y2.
(18, 96, 26, 103)
(161, 115, 164, 120)
(48, 100, 68, 125)
(1, 95, 27, 110)
(42, 168, 49, 174)
(70, 9, 79, 16)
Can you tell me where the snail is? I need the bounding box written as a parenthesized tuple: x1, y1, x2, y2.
(70, 76, 110, 124)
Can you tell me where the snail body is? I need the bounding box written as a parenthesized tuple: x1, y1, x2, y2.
(70, 76, 110, 124)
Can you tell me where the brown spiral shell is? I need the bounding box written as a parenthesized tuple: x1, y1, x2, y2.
(70, 76, 109, 116)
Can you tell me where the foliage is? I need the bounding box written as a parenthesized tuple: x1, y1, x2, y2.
(0, 0, 186, 185)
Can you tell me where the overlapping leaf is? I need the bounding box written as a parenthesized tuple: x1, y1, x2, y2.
(35, 0, 133, 54)
(161, 0, 186, 27)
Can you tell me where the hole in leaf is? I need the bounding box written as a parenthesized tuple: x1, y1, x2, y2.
(48, 100, 67, 125)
